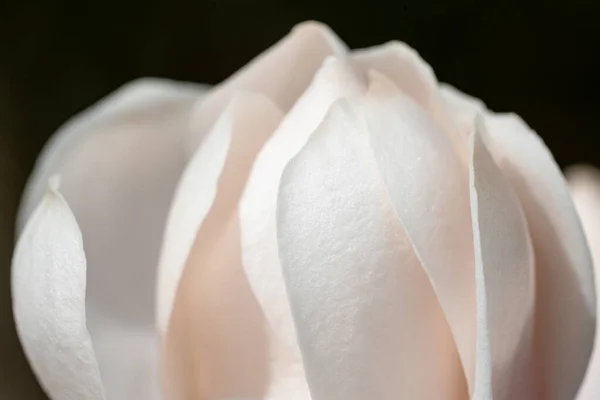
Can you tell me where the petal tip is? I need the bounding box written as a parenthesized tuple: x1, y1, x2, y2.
(48, 174, 61, 193)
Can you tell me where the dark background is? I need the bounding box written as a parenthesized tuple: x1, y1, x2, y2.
(1, 0, 599, 397)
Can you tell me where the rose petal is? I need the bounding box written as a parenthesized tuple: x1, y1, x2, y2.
(238, 57, 365, 362)
(162, 94, 284, 399)
(469, 123, 535, 399)
(486, 114, 596, 399)
(156, 92, 283, 335)
(277, 99, 467, 400)
(363, 73, 476, 390)
(186, 21, 348, 151)
(567, 166, 600, 400)
(12, 180, 106, 400)
(17, 79, 207, 400)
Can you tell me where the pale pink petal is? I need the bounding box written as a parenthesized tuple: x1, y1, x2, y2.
(486, 114, 596, 400)
(17, 79, 207, 400)
(567, 166, 600, 400)
(186, 21, 348, 151)
(363, 73, 476, 390)
(277, 99, 467, 400)
(161, 95, 285, 399)
(469, 123, 535, 400)
(156, 92, 283, 335)
(12, 181, 106, 400)
(163, 217, 271, 399)
(239, 57, 365, 364)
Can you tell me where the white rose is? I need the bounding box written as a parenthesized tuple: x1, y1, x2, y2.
(12, 21, 598, 400)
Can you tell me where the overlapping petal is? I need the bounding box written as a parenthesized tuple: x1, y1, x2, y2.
(13, 182, 106, 400)
(17, 78, 207, 400)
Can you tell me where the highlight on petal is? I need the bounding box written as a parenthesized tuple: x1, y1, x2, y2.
(157, 92, 283, 335)
(12, 181, 106, 400)
(238, 56, 365, 361)
(469, 123, 535, 400)
(277, 99, 467, 400)
(186, 21, 349, 151)
(486, 114, 596, 400)
(17, 78, 207, 400)
(162, 94, 285, 400)
(567, 166, 600, 400)
(363, 74, 476, 390)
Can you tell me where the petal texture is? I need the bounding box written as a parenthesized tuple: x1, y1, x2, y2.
(277, 99, 467, 400)
(18, 78, 207, 400)
(12, 181, 106, 400)
(469, 125, 535, 400)
(486, 114, 596, 399)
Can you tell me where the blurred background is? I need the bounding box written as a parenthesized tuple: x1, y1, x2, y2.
(1, 0, 600, 397)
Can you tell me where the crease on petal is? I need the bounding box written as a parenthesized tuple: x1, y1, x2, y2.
(567, 166, 600, 400)
(470, 122, 535, 400)
(162, 94, 284, 400)
(239, 56, 365, 366)
(12, 180, 106, 400)
(156, 92, 283, 335)
(486, 114, 596, 400)
(186, 21, 349, 152)
(276, 99, 467, 400)
(363, 72, 476, 391)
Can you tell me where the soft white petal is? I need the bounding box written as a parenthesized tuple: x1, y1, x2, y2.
(239, 57, 365, 364)
(470, 124, 535, 400)
(12, 181, 106, 400)
(18, 79, 207, 400)
(277, 99, 467, 400)
(162, 94, 285, 399)
(157, 92, 283, 335)
(363, 72, 476, 389)
(486, 114, 596, 399)
(186, 21, 348, 151)
(567, 166, 600, 400)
